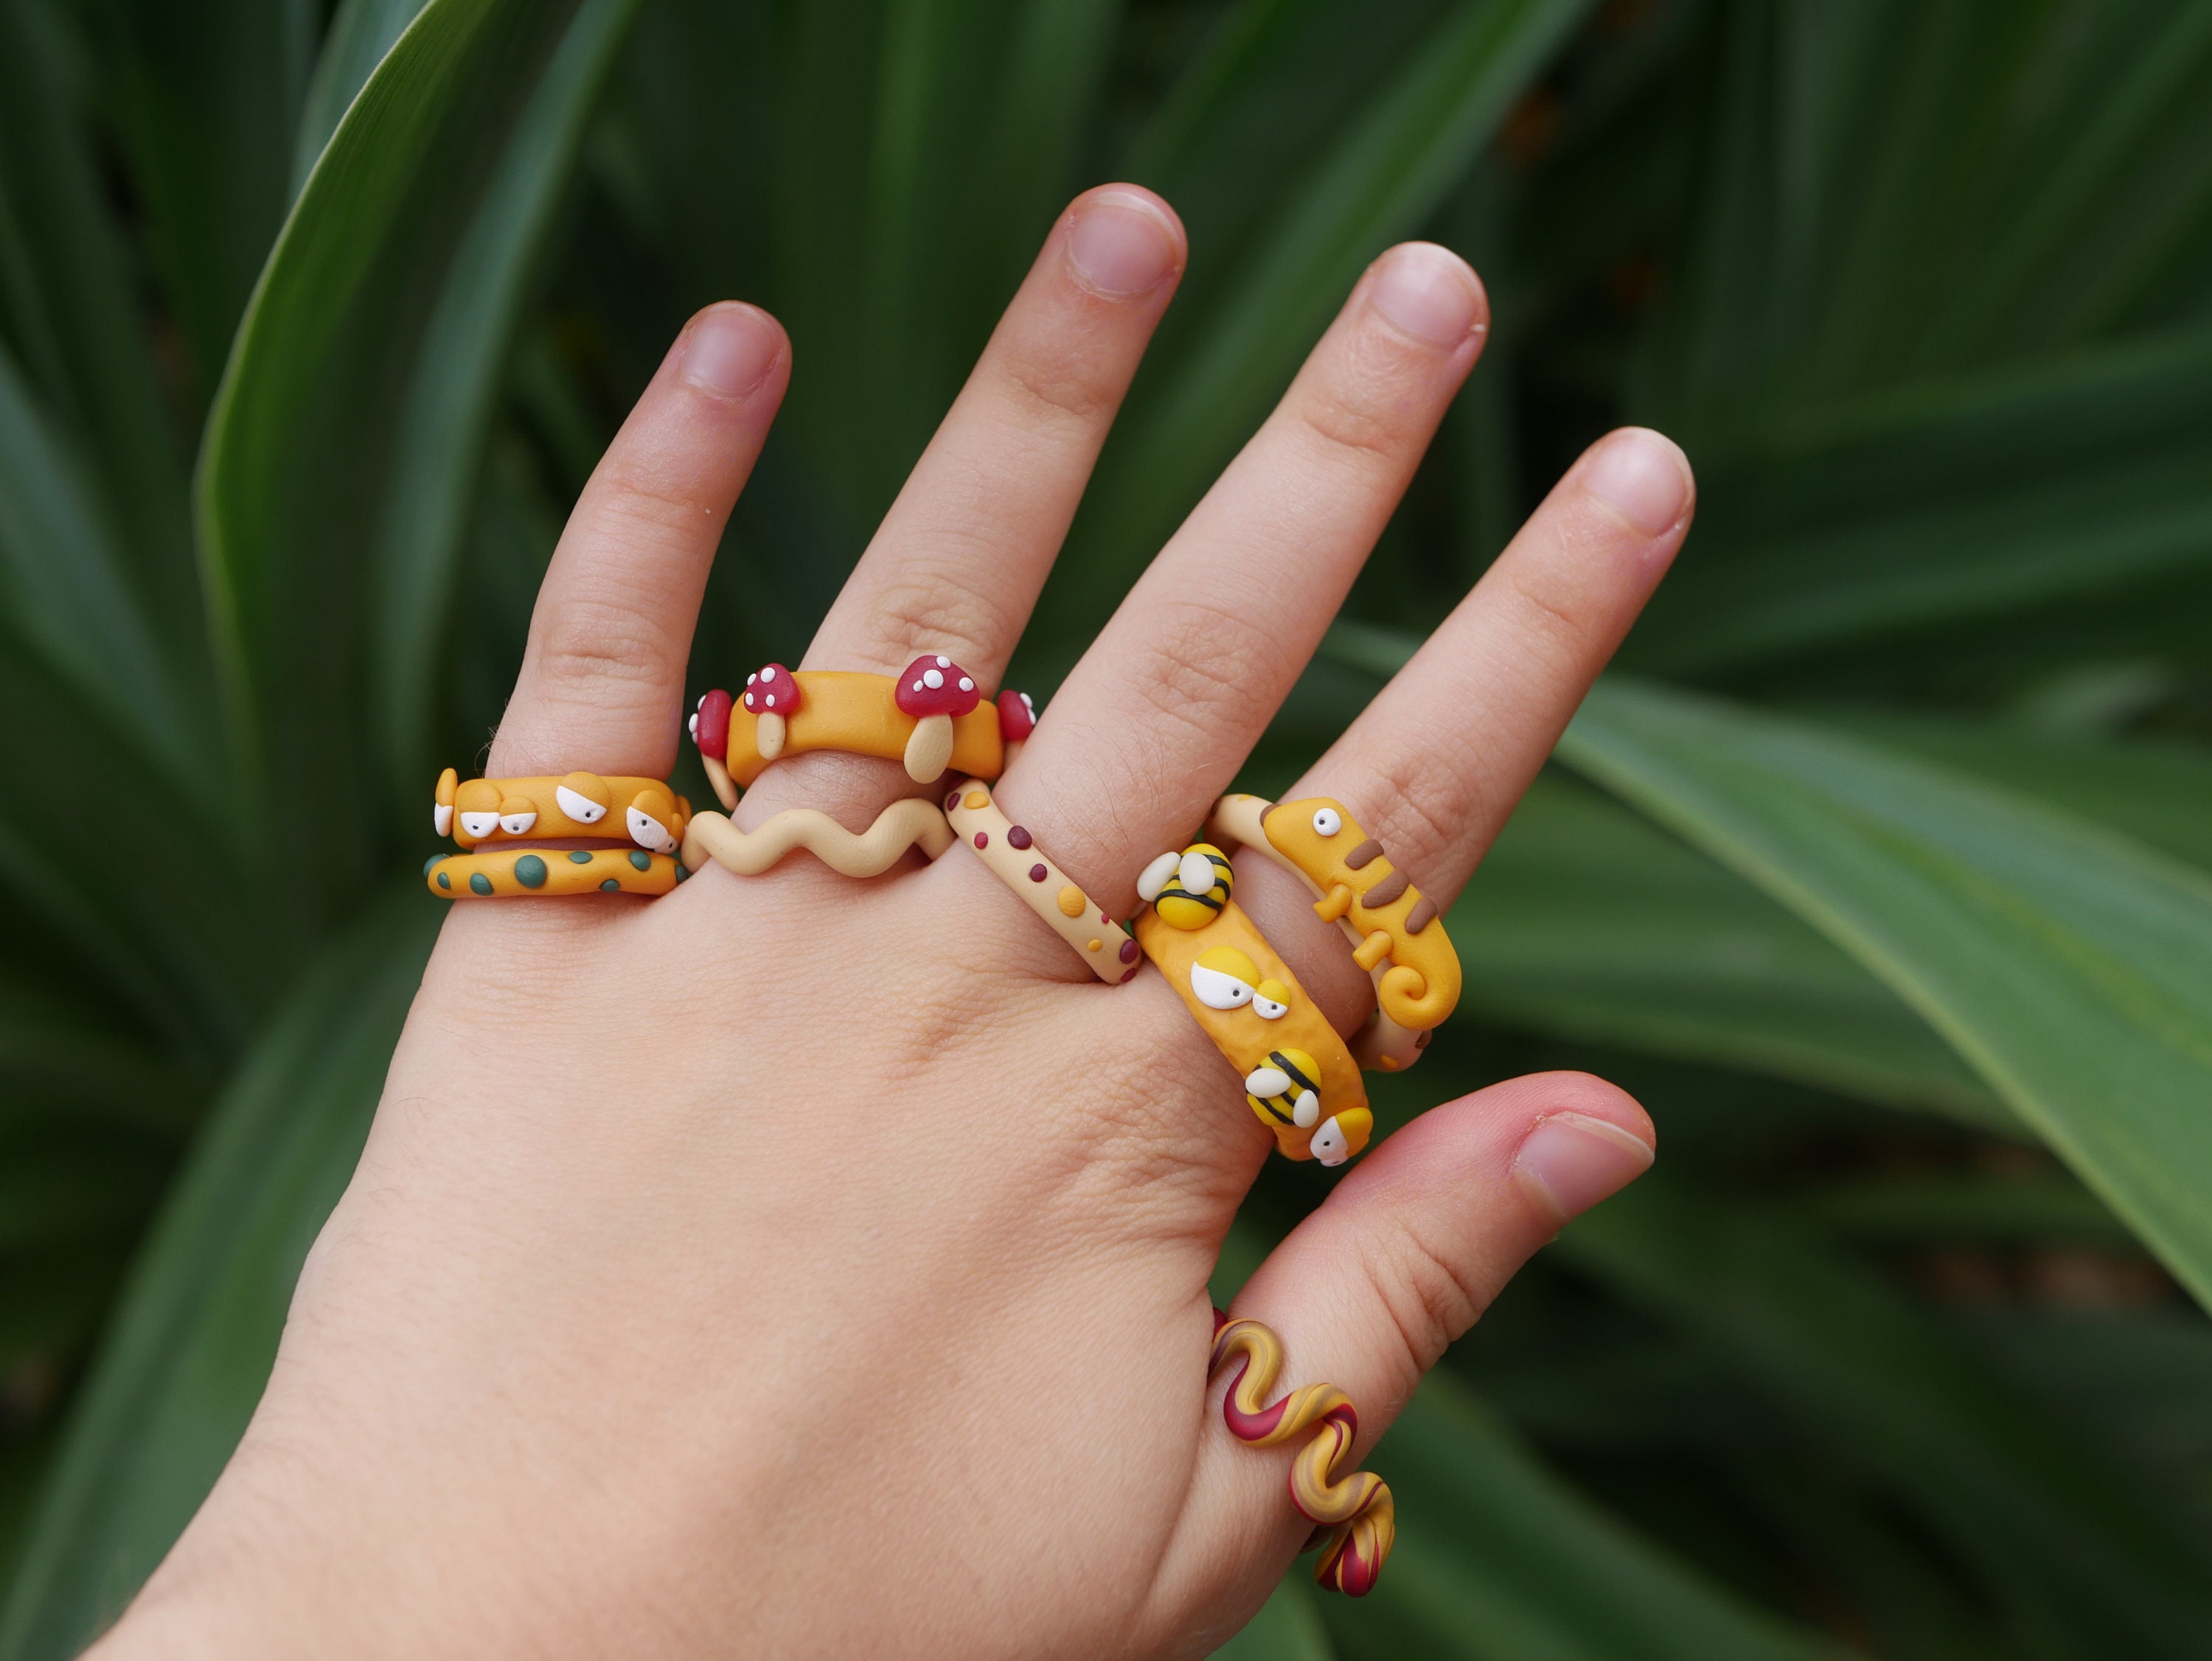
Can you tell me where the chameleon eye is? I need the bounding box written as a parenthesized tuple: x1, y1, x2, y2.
(1312, 807, 1342, 837)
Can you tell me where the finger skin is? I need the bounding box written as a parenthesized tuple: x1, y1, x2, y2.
(1237, 425, 1696, 1031)
(1002, 243, 1487, 910)
(1157, 1073, 1655, 1612)
(735, 187, 1186, 829)
(490, 302, 790, 779)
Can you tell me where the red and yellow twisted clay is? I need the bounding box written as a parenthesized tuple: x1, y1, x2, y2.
(1210, 1314, 1394, 1596)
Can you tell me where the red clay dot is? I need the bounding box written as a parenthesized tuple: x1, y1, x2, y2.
(1007, 825, 1032, 849)
(1029, 863, 1048, 882)
(1119, 939, 1139, 963)
(1120, 967, 1138, 982)
(945, 791, 961, 810)
(974, 832, 988, 849)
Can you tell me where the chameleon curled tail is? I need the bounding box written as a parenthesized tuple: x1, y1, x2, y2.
(1210, 1314, 1394, 1596)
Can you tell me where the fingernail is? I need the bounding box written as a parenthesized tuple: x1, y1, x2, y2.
(1367, 243, 1481, 348)
(1066, 193, 1180, 299)
(679, 303, 779, 400)
(1581, 428, 1691, 537)
(1514, 1112, 1654, 1228)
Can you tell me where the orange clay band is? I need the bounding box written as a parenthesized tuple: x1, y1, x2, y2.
(426, 846, 684, 899)
(433, 768, 692, 854)
(1134, 843, 1371, 1165)
(689, 657, 1039, 804)
(680, 799, 953, 879)
(1206, 794, 1458, 1073)
(1211, 1314, 1394, 1596)
(943, 781, 1141, 984)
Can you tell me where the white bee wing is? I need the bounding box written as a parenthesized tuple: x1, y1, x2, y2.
(1243, 1066, 1290, 1097)
(1178, 849, 1217, 898)
(1135, 852, 1180, 902)
(1293, 1089, 1321, 1127)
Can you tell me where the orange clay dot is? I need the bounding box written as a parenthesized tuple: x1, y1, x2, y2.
(1087, 938, 1103, 953)
(964, 790, 990, 809)
(1057, 885, 1085, 917)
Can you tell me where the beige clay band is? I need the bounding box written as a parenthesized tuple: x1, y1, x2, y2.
(681, 799, 954, 878)
(943, 781, 1139, 984)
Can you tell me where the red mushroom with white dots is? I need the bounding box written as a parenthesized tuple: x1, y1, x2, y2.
(742, 663, 801, 761)
(895, 655, 980, 782)
(996, 689, 1036, 768)
(689, 687, 737, 809)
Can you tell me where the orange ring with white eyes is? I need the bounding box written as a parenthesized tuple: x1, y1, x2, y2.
(433, 768, 692, 856)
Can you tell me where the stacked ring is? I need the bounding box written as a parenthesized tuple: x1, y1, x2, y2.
(1206, 794, 1461, 1072)
(689, 656, 1038, 805)
(425, 769, 692, 900)
(1134, 843, 1371, 1165)
(943, 781, 1138, 983)
(1211, 1314, 1394, 1597)
(681, 798, 953, 880)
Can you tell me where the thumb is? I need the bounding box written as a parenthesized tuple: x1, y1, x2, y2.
(1162, 1071, 1654, 1608)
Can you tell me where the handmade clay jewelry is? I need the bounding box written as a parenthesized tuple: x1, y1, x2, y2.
(943, 781, 1137, 983)
(1211, 1314, 1394, 1597)
(1135, 848, 1371, 1164)
(1206, 793, 1459, 1066)
(434, 768, 692, 854)
(691, 658, 1034, 804)
(425, 846, 684, 899)
(680, 798, 953, 879)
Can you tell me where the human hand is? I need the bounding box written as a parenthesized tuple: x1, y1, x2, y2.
(97, 184, 1693, 1660)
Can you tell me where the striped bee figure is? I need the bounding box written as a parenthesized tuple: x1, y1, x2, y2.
(1138, 842, 1234, 930)
(1244, 1048, 1324, 1131)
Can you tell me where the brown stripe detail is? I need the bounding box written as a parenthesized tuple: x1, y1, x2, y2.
(1361, 870, 1409, 908)
(1405, 895, 1439, 934)
(1343, 838, 1383, 871)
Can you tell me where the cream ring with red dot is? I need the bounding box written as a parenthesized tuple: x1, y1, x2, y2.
(944, 781, 1138, 984)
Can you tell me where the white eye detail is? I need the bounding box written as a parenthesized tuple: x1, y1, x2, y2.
(499, 811, 538, 836)
(1191, 962, 1255, 1010)
(1293, 1090, 1321, 1127)
(1310, 1115, 1349, 1165)
(627, 807, 676, 852)
(433, 803, 453, 837)
(1253, 993, 1288, 1020)
(1177, 849, 1217, 898)
(1243, 1066, 1290, 1097)
(556, 785, 607, 823)
(458, 811, 501, 839)
(1136, 852, 1180, 902)
(1312, 807, 1342, 837)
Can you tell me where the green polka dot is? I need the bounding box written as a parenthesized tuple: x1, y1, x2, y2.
(600, 878, 620, 891)
(423, 854, 442, 877)
(514, 854, 547, 889)
(629, 849, 651, 871)
(437, 871, 451, 890)
(568, 849, 594, 863)
(469, 872, 493, 895)
(675, 863, 689, 882)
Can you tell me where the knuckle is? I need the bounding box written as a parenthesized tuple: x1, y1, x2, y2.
(1363, 1214, 1486, 1376)
(1124, 599, 1281, 740)
(863, 565, 1016, 672)
(997, 348, 1117, 428)
(532, 593, 681, 692)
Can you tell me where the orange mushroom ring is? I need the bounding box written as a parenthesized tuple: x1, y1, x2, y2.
(689, 658, 1038, 807)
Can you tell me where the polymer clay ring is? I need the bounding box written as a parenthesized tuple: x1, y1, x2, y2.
(689, 658, 1039, 803)
(680, 798, 954, 879)
(426, 846, 684, 899)
(425, 769, 693, 899)
(1206, 794, 1461, 1072)
(1135, 843, 1371, 1165)
(943, 781, 1139, 983)
(1211, 1313, 1394, 1596)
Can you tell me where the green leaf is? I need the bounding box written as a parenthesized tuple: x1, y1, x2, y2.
(198, 0, 639, 899)
(1331, 1371, 1851, 1660)
(1208, 1574, 1335, 1660)
(0, 890, 437, 1661)
(83, 0, 321, 400)
(1558, 678, 2212, 1311)
(291, 0, 433, 194)
(1559, 1177, 2212, 1656)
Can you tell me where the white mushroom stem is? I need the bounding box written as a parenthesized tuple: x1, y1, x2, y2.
(757, 710, 787, 762)
(904, 713, 956, 782)
(702, 753, 739, 812)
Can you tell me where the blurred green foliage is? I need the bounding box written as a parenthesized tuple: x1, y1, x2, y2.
(4, 0, 2212, 1654)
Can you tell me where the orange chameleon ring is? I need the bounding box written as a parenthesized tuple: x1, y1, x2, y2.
(1134, 843, 1371, 1165)
(943, 781, 1141, 983)
(1205, 794, 1460, 1073)
(688, 658, 1037, 803)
